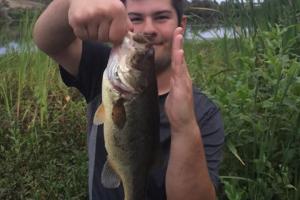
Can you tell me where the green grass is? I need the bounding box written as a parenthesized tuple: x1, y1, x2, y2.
(185, 24, 300, 199)
(1, 2, 300, 199)
(0, 26, 88, 198)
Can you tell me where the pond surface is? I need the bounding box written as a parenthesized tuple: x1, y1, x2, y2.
(0, 24, 237, 56)
(0, 41, 19, 55)
(185, 25, 236, 40)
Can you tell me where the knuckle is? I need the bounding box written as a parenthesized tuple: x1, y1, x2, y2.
(69, 10, 92, 27)
(85, 8, 100, 20)
(90, 34, 97, 40)
(98, 28, 109, 42)
(69, 12, 83, 26)
(70, 7, 103, 25)
(111, 1, 125, 13)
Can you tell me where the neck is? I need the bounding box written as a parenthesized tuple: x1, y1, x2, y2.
(156, 67, 172, 96)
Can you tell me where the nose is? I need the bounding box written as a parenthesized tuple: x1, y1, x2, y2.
(142, 18, 157, 40)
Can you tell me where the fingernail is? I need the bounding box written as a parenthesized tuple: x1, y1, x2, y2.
(178, 27, 183, 34)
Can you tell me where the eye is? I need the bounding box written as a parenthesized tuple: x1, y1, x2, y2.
(130, 17, 143, 24)
(155, 15, 169, 21)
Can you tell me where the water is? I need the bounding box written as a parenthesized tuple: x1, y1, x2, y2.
(0, 41, 19, 56)
(185, 25, 236, 40)
(0, 26, 236, 56)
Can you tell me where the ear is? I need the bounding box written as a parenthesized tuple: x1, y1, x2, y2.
(180, 15, 187, 35)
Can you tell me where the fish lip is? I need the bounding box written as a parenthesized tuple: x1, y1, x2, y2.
(130, 46, 154, 71)
(145, 47, 155, 60)
(106, 32, 155, 97)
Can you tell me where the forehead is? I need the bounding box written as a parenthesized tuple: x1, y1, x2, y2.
(126, 0, 175, 13)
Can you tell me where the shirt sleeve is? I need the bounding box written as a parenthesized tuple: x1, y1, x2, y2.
(59, 41, 111, 103)
(193, 87, 225, 191)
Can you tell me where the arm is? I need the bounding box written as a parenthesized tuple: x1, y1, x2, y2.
(33, 0, 131, 77)
(165, 28, 216, 200)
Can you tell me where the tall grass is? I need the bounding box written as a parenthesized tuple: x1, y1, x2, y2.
(186, 0, 300, 199)
(187, 24, 300, 199)
(0, 2, 299, 199)
(0, 14, 88, 199)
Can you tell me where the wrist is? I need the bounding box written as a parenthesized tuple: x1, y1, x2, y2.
(170, 118, 199, 137)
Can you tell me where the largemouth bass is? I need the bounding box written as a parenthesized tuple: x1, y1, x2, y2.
(93, 32, 160, 200)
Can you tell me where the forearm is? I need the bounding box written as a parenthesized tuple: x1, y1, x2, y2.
(33, 0, 75, 54)
(166, 120, 215, 200)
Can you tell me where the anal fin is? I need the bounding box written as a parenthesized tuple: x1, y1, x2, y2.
(101, 160, 121, 188)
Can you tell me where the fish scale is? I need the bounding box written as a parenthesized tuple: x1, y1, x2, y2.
(93, 32, 160, 200)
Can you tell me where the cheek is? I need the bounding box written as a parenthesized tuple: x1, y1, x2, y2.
(154, 43, 171, 61)
(157, 20, 178, 36)
(158, 26, 175, 39)
(132, 24, 144, 33)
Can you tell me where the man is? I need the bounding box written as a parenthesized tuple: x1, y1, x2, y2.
(33, 0, 224, 199)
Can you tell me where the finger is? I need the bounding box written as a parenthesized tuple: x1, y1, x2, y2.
(171, 28, 184, 73)
(173, 49, 184, 77)
(98, 19, 111, 42)
(127, 18, 134, 32)
(172, 33, 183, 69)
(87, 21, 99, 40)
(172, 27, 183, 53)
(73, 26, 89, 40)
(173, 47, 191, 82)
(182, 58, 191, 79)
(169, 77, 175, 92)
(109, 16, 130, 45)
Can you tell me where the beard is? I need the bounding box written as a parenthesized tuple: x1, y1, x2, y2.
(143, 33, 172, 74)
(154, 43, 172, 74)
(155, 53, 171, 74)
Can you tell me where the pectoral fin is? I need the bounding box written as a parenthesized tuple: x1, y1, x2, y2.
(101, 160, 121, 188)
(93, 103, 105, 125)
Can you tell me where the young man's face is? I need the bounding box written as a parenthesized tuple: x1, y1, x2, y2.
(126, 0, 184, 73)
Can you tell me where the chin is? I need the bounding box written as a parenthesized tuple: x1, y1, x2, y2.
(154, 56, 171, 74)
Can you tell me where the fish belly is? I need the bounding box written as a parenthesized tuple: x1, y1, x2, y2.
(102, 72, 159, 200)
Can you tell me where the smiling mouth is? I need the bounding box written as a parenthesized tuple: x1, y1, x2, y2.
(153, 42, 164, 46)
(146, 38, 164, 46)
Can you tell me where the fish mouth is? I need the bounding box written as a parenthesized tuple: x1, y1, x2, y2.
(107, 66, 138, 98)
(108, 48, 153, 98)
(132, 47, 155, 71)
(106, 50, 137, 97)
(110, 78, 137, 98)
(106, 32, 155, 98)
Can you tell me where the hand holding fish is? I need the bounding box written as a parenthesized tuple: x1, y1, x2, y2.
(165, 27, 197, 134)
(68, 0, 132, 44)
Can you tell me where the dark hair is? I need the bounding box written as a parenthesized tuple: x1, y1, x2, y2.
(121, 0, 185, 25)
(172, 0, 185, 25)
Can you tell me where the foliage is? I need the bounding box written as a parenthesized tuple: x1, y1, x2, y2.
(0, 17, 88, 199)
(186, 23, 300, 200)
(1, 2, 300, 199)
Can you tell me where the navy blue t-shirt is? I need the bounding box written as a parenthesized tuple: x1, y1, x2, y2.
(59, 41, 224, 200)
